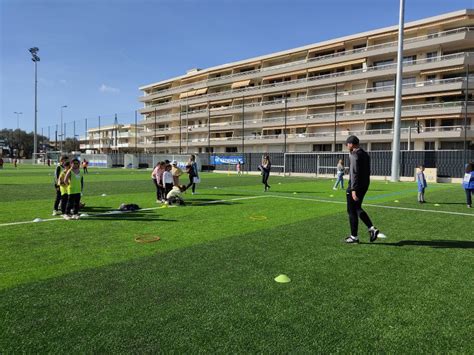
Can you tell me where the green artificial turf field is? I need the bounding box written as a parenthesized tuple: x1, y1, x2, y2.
(0, 164, 472, 352)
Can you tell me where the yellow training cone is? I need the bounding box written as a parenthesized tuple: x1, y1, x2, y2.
(274, 274, 291, 283)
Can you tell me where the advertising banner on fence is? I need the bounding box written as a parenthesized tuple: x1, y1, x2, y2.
(211, 156, 244, 165)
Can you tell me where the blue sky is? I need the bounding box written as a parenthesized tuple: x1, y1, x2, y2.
(1, 0, 473, 135)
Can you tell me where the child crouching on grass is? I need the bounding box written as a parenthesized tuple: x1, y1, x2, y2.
(58, 161, 71, 217)
(64, 158, 84, 220)
(417, 165, 427, 203)
(165, 185, 187, 206)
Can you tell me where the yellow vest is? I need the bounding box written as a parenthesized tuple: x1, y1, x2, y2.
(59, 171, 68, 196)
(67, 170, 82, 195)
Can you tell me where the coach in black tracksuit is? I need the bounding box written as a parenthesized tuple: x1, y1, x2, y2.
(344, 136, 380, 244)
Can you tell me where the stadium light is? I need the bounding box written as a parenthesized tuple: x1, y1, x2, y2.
(390, 0, 405, 182)
(29, 47, 40, 162)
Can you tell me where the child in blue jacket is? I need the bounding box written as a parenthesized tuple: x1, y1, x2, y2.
(417, 165, 427, 203)
(463, 162, 474, 208)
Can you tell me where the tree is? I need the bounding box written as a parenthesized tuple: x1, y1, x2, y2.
(0, 129, 48, 158)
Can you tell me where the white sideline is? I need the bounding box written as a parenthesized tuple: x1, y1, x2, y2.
(268, 195, 474, 217)
(0, 195, 266, 227)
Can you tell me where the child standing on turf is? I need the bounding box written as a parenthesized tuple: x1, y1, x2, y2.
(58, 161, 71, 218)
(236, 160, 242, 175)
(162, 164, 174, 199)
(53, 155, 69, 216)
(417, 165, 427, 203)
(333, 159, 345, 190)
(151, 162, 162, 203)
(64, 159, 83, 220)
(462, 162, 474, 208)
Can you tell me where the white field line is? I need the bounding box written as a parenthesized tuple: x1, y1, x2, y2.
(267, 195, 474, 217)
(0, 195, 266, 227)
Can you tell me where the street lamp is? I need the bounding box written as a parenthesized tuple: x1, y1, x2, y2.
(14, 112, 22, 157)
(29, 47, 40, 161)
(60, 105, 67, 152)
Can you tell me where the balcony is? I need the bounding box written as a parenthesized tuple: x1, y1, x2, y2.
(139, 124, 472, 149)
(140, 52, 473, 114)
(141, 27, 474, 100)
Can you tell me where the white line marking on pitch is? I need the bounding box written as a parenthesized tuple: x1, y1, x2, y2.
(267, 194, 474, 217)
(0, 195, 266, 227)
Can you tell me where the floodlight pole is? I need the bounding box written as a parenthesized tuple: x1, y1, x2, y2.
(208, 101, 211, 167)
(284, 91, 287, 153)
(390, 0, 405, 182)
(464, 64, 469, 165)
(134, 110, 138, 155)
(29, 47, 40, 162)
(154, 109, 157, 154)
(179, 106, 182, 154)
(60, 105, 67, 152)
(333, 85, 338, 152)
(242, 94, 245, 157)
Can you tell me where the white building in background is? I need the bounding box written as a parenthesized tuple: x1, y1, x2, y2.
(137, 9, 474, 154)
(79, 124, 142, 153)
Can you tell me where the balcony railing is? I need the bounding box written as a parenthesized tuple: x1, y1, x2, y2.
(140, 125, 472, 147)
(139, 101, 472, 136)
(143, 27, 474, 97)
(143, 52, 472, 110)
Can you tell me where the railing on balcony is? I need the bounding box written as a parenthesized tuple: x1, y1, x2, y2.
(143, 51, 472, 110)
(139, 101, 473, 135)
(143, 27, 474, 97)
(140, 125, 472, 147)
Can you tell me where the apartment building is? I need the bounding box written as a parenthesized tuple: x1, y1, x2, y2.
(138, 9, 474, 154)
(79, 124, 142, 153)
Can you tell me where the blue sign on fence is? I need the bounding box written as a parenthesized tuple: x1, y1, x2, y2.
(211, 156, 244, 165)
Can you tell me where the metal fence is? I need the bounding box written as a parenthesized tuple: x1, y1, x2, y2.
(204, 150, 474, 178)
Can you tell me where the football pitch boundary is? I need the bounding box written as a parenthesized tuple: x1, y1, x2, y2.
(0, 193, 472, 228)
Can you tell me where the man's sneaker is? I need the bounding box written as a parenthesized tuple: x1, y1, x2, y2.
(468, 205, 472, 208)
(72, 214, 80, 220)
(369, 228, 380, 242)
(63, 215, 71, 220)
(333, 187, 337, 190)
(344, 236, 359, 244)
(52, 210, 60, 216)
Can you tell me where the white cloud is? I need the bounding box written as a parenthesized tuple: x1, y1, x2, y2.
(99, 84, 120, 93)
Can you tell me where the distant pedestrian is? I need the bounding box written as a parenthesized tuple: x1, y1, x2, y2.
(82, 159, 89, 174)
(333, 159, 345, 190)
(462, 162, 474, 208)
(14, 159, 17, 168)
(0, 157, 3, 169)
(344, 136, 381, 244)
(236, 160, 242, 175)
(186, 154, 199, 194)
(416, 165, 427, 203)
(259, 155, 271, 192)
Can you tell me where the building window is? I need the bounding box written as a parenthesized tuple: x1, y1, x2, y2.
(225, 147, 238, 153)
(400, 142, 414, 150)
(371, 142, 391, 151)
(426, 51, 438, 62)
(402, 77, 416, 86)
(312, 144, 332, 152)
(403, 55, 417, 64)
(353, 43, 367, 52)
(335, 143, 343, 152)
(351, 103, 365, 111)
(373, 79, 394, 91)
(439, 141, 464, 150)
(373, 59, 394, 67)
(424, 141, 435, 150)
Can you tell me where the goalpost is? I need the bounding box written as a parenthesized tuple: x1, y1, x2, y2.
(283, 152, 348, 177)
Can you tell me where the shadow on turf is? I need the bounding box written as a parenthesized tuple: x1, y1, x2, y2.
(86, 211, 177, 222)
(364, 240, 474, 249)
